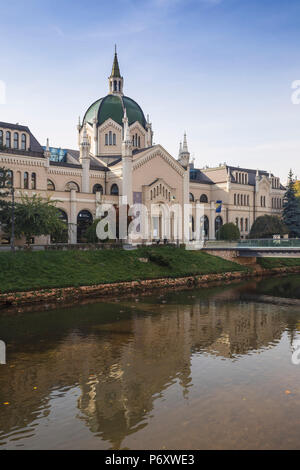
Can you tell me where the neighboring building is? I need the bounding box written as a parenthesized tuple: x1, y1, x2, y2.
(0, 50, 285, 245)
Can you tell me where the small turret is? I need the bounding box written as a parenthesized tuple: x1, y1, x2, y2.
(80, 125, 91, 193)
(146, 114, 153, 147)
(178, 132, 190, 169)
(108, 45, 124, 95)
(122, 107, 132, 158)
(44, 138, 51, 168)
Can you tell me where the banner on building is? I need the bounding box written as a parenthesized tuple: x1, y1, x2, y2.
(216, 201, 222, 213)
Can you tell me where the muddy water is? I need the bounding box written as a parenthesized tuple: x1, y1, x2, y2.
(0, 276, 300, 450)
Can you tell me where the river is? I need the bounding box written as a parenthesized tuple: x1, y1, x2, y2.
(0, 275, 300, 450)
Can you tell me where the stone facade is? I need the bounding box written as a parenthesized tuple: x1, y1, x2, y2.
(0, 51, 285, 245)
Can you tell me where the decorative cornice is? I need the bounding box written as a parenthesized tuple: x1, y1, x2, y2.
(129, 121, 147, 135)
(99, 118, 122, 132)
(0, 153, 45, 166)
(133, 145, 185, 177)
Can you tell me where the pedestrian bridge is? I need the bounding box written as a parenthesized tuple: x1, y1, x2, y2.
(203, 239, 300, 263)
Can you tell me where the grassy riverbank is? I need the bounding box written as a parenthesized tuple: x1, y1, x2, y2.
(257, 258, 300, 269)
(0, 246, 247, 293)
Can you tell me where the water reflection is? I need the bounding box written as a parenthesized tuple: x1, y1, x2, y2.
(0, 276, 300, 449)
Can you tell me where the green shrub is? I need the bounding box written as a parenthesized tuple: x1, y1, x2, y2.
(218, 223, 240, 241)
(249, 215, 288, 239)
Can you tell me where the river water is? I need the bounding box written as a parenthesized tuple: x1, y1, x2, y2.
(0, 275, 300, 450)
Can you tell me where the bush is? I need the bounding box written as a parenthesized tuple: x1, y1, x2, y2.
(249, 215, 288, 239)
(218, 223, 240, 241)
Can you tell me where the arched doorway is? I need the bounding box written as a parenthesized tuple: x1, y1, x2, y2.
(201, 215, 209, 239)
(77, 210, 93, 243)
(189, 215, 194, 241)
(215, 216, 223, 239)
(51, 209, 68, 243)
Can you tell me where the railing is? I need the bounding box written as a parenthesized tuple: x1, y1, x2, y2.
(205, 239, 300, 249)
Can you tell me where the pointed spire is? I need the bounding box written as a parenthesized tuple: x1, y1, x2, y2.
(183, 132, 188, 152)
(82, 124, 88, 143)
(110, 46, 121, 78)
(178, 141, 182, 157)
(122, 107, 131, 143)
(46, 138, 49, 152)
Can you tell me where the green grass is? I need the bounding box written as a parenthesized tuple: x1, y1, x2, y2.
(257, 257, 300, 269)
(0, 246, 247, 293)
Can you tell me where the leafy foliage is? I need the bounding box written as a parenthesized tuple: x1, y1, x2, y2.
(218, 223, 240, 241)
(249, 215, 288, 239)
(2, 194, 66, 244)
(282, 170, 300, 237)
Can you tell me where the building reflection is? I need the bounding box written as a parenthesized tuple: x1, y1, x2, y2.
(0, 294, 292, 448)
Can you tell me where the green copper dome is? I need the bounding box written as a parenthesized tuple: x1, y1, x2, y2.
(83, 94, 146, 129)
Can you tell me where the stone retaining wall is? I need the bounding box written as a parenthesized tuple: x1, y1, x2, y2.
(1, 266, 300, 309)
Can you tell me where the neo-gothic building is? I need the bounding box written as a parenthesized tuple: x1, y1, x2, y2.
(0, 50, 285, 245)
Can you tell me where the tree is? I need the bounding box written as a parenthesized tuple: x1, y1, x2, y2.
(282, 169, 300, 238)
(249, 215, 288, 239)
(0, 167, 13, 241)
(294, 180, 300, 200)
(218, 222, 240, 241)
(2, 194, 66, 245)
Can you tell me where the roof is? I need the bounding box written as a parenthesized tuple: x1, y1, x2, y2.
(83, 94, 146, 129)
(191, 164, 285, 189)
(0, 121, 44, 153)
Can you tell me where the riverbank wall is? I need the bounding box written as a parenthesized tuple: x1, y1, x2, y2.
(1, 265, 300, 310)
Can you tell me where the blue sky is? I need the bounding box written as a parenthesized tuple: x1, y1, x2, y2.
(1, 0, 300, 181)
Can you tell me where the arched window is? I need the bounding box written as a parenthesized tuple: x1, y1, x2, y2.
(189, 192, 194, 202)
(247, 195, 249, 206)
(114, 80, 118, 92)
(65, 181, 80, 192)
(237, 194, 240, 205)
(234, 194, 237, 205)
(105, 134, 108, 146)
(240, 218, 244, 232)
(109, 131, 112, 145)
(113, 133, 116, 145)
(51, 209, 68, 243)
(77, 210, 93, 243)
(215, 216, 223, 239)
(0, 130, 3, 147)
(21, 133, 26, 150)
(24, 171, 29, 189)
(245, 218, 249, 232)
(6, 170, 13, 187)
(6, 131, 11, 148)
(13, 132, 19, 149)
(93, 184, 103, 194)
(47, 179, 55, 191)
(138, 136, 141, 148)
(200, 194, 208, 203)
(31, 172, 36, 189)
(110, 183, 119, 196)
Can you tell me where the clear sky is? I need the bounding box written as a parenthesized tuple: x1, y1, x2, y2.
(1, 0, 300, 181)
